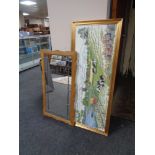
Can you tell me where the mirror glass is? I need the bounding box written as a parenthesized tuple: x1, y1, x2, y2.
(44, 55, 72, 120)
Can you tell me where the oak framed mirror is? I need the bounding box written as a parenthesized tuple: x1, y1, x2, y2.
(71, 19, 123, 135)
(41, 50, 77, 126)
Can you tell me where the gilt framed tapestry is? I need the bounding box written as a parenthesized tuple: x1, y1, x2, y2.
(71, 19, 123, 136)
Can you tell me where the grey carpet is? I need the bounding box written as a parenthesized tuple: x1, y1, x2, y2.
(19, 66, 135, 155)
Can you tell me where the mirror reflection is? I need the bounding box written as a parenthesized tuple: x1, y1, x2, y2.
(44, 55, 72, 120)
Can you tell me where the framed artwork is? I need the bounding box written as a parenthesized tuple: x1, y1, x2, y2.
(41, 50, 77, 126)
(71, 19, 123, 136)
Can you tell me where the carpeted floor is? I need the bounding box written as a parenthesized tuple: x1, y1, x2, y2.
(19, 66, 135, 155)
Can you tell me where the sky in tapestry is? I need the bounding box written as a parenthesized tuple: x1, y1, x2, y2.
(75, 24, 116, 131)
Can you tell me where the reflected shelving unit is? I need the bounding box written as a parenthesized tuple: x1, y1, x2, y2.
(19, 34, 52, 72)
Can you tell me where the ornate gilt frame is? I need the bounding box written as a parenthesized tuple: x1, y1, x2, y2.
(71, 19, 123, 136)
(41, 50, 77, 126)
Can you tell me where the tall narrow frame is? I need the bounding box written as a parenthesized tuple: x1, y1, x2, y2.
(71, 19, 123, 136)
(41, 50, 77, 126)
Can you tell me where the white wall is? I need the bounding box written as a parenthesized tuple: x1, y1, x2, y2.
(47, 0, 110, 50)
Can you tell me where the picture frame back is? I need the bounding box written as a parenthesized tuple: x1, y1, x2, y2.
(71, 19, 123, 136)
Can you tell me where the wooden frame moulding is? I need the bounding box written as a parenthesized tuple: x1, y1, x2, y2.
(40, 50, 77, 126)
(71, 19, 123, 136)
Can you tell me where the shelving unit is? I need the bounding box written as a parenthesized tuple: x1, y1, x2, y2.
(19, 34, 52, 72)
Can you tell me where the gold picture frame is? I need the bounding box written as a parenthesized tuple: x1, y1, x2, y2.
(41, 50, 77, 126)
(71, 19, 123, 136)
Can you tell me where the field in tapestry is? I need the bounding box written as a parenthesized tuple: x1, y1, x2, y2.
(75, 24, 116, 131)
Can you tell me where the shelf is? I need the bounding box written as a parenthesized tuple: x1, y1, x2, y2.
(19, 46, 26, 49)
(19, 58, 40, 72)
(19, 34, 50, 40)
(20, 43, 48, 49)
(37, 42, 48, 45)
(19, 34, 51, 72)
